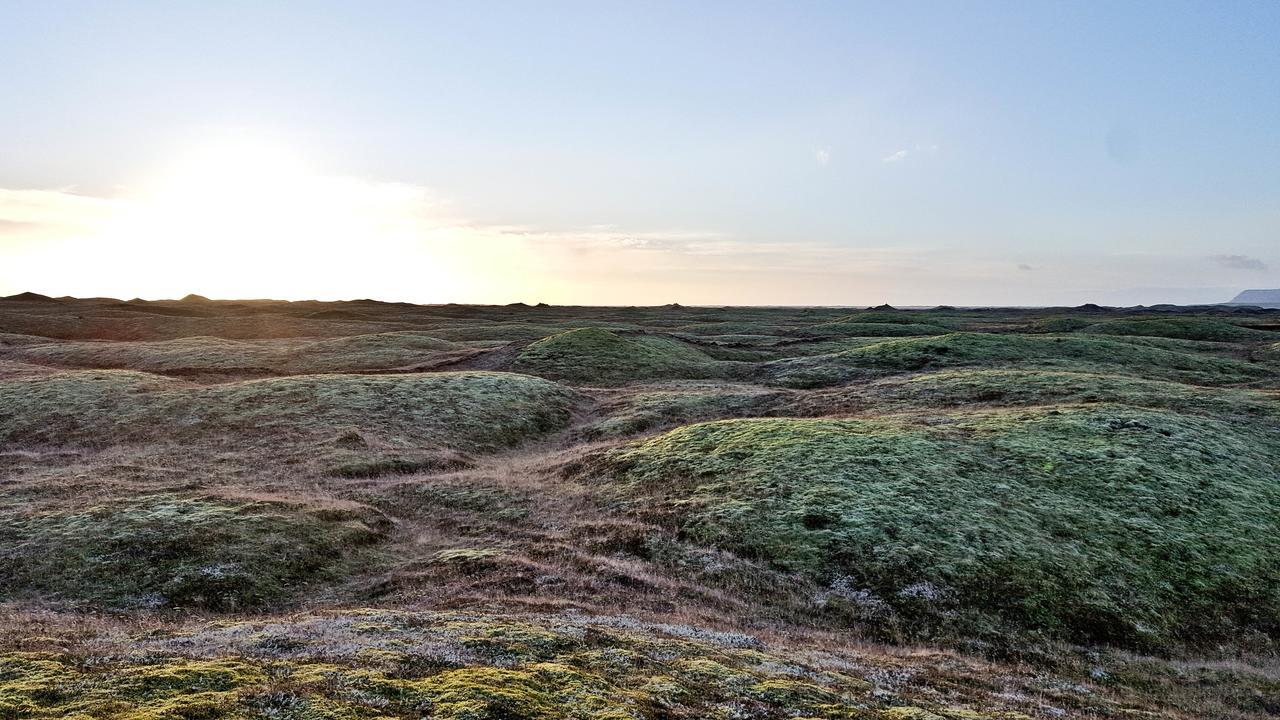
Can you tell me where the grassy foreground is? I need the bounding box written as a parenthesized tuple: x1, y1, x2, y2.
(1, 296, 1278, 718)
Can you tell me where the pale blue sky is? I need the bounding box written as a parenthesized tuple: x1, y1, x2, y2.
(1, 1, 1277, 305)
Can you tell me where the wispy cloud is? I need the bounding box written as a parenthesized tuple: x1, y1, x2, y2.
(1211, 254, 1267, 271)
(1017, 263, 1034, 271)
(815, 146, 832, 166)
(882, 144, 939, 164)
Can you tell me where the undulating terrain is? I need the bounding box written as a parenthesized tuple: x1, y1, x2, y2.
(1, 292, 1278, 719)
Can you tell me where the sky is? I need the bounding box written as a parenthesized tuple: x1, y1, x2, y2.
(1, 1, 1277, 306)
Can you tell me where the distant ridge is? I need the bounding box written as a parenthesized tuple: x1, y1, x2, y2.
(180, 293, 213, 303)
(0, 291, 57, 302)
(1228, 289, 1280, 307)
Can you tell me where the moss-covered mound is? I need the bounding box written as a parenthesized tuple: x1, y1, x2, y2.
(585, 383, 783, 438)
(514, 328, 740, 384)
(1082, 317, 1272, 342)
(765, 332, 1268, 387)
(597, 407, 1280, 649)
(0, 370, 580, 455)
(0, 496, 388, 610)
(1028, 316, 1093, 333)
(19, 336, 279, 372)
(18, 331, 471, 374)
(288, 331, 464, 371)
(796, 321, 949, 338)
(818, 369, 1279, 420)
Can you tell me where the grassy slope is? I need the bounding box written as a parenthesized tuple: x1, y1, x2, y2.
(0, 496, 389, 610)
(599, 406, 1280, 650)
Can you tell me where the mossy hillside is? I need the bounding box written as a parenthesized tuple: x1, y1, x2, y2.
(1081, 317, 1274, 342)
(599, 407, 1280, 649)
(0, 610, 1068, 719)
(0, 496, 388, 610)
(765, 332, 1270, 387)
(821, 369, 1280, 421)
(514, 328, 743, 384)
(0, 370, 581, 455)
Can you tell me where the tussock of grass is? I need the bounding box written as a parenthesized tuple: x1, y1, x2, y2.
(0, 495, 389, 610)
(597, 406, 1280, 649)
(514, 328, 743, 384)
(765, 332, 1269, 387)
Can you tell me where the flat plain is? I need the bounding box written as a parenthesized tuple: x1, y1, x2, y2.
(1, 293, 1278, 719)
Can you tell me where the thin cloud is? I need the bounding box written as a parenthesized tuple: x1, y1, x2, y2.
(1017, 263, 1033, 271)
(815, 147, 832, 166)
(1211, 254, 1267, 271)
(882, 144, 939, 164)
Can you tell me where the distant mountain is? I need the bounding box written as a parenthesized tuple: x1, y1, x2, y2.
(0, 291, 57, 302)
(1227, 289, 1280, 307)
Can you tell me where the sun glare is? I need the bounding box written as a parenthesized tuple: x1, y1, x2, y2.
(78, 137, 476, 301)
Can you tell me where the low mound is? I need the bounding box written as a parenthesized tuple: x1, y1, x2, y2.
(833, 311, 960, 328)
(19, 336, 278, 372)
(597, 406, 1280, 649)
(765, 332, 1269, 387)
(585, 382, 783, 438)
(1028, 316, 1092, 333)
(1082, 317, 1272, 342)
(0, 371, 580, 458)
(796, 321, 949, 338)
(804, 369, 1279, 420)
(514, 328, 739, 383)
(0, 495, 388, 610)
(288, 331, 462, 371)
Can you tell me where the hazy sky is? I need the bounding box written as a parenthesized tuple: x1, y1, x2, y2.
(2, 1, 1277, 305)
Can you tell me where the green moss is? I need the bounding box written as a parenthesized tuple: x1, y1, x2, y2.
(1081, 317, 1272, 342)
(0, 370, 580, 455)
(838, 369, 1279, 421)
(599, 406, 1280, 649)
(797, 322, 950, 338)
(0, 496, 388, 610)
(585, 383, 781, 438)
(765, 332, 1269, 387)
(514, 328, 742, 384)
